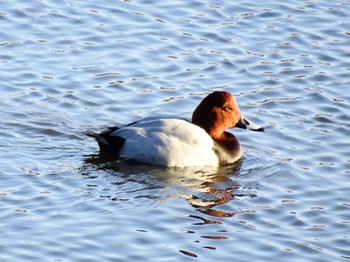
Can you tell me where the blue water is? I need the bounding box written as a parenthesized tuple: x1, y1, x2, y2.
(1, 0, 350, 261)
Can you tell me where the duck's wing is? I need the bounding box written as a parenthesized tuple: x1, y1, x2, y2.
(115, 118, 218, 167)
(126, 115, 190, 126)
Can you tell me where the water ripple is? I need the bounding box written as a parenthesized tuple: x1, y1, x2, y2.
(1, 0, 350, 261)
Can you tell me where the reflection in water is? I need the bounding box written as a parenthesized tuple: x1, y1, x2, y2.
(82, 154, 261, 258)
(179, 249, 198, 258)
(82, 153, 256, 218)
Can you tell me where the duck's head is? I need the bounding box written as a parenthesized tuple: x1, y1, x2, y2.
(192, 91, 264, 138)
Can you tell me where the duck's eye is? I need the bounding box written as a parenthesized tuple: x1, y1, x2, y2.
(224, 106, 233, 111)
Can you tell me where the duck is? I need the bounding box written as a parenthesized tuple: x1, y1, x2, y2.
(87, 91, 264, 167)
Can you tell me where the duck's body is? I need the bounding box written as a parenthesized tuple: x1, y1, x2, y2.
(87, 91, 264, 167)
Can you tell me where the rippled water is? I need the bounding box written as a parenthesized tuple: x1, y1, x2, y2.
(1, 0, 350, 261)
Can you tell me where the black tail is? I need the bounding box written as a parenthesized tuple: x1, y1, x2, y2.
(85, 131, 99, 138)
(85, 129, 125, 156)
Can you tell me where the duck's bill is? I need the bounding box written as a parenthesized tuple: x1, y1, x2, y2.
(235, 115, 265, 132)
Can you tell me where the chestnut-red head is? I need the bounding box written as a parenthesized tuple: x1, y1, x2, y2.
(192, 91, 264, 138)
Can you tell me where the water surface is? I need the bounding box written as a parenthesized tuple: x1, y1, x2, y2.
(1, 0, 350, 261)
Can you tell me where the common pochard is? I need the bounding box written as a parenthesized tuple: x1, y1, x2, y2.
(87, 91, 264, 167)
